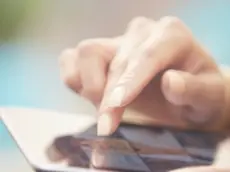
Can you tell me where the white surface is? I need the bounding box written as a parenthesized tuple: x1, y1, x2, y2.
(0, 107, 108, 172)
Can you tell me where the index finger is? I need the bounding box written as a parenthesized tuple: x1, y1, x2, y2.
(108, 16, 194, 107)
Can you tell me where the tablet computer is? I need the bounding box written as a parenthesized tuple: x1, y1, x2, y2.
(0, 107, 227, 172)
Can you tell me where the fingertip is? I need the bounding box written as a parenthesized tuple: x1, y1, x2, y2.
(59, 48, 82, 92)
(81, 80, 105, 105)
(97, 113, 114, 136)
(61, 48, 75, 56)
(106, 86, 126, 107)
(59, 48, 75, 65)
(162, 70, 186, 105)
(62, 69, 82, 92)
(97, 108, 124, 136)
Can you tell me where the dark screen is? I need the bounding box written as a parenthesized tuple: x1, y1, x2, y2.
(46, 124, 227, 172)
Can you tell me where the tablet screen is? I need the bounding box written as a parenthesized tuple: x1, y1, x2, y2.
(46, 124, 227, 172)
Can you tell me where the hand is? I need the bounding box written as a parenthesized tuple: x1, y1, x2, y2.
(59, 16, 228, 135)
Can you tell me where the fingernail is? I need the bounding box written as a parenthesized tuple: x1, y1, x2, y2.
(166, 71, 185, 105)
(97, 114, 113, 136)
(168, 72, 185, 94)
(107, 86, 126, 107)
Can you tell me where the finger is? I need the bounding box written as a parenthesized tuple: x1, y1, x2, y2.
(97, 107, 125, 136)
(59, 48, 82, 92)
(161, 69, 225, 109)
(78, 38, 118, 105)
(105, 16, 193, 108)
(97, 17, 155, 136)
(80, 56, 107, 106)
(161, 69, 225, 124)
(170, 166, 230, 172)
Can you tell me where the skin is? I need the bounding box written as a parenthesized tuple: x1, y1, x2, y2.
(59, 16, 230, 171)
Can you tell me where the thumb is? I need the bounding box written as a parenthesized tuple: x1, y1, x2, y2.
(161, 70, 225, 110)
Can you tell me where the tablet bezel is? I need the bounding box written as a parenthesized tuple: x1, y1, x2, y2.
(0, 107, 112, 172)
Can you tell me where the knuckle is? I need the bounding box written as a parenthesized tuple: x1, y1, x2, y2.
(60, 49, 72, 59)
(161, 16, 182, 28)
(160, 16, 193, 51)
(62, 71, 79, 89)
(59, 49, 74, 66)
(130, 16, 150, 25)
(160, 16, 187, 35)
(77, 39, 108, 59)
(62, 74, 74, 87)
(128, 16, 151, 30)
(77, 39, 96, 57)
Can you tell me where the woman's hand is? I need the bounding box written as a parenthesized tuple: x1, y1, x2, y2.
(59, 16, 229, 135)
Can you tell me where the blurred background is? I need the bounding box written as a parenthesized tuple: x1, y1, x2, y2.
(1, 0, 230, 171)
